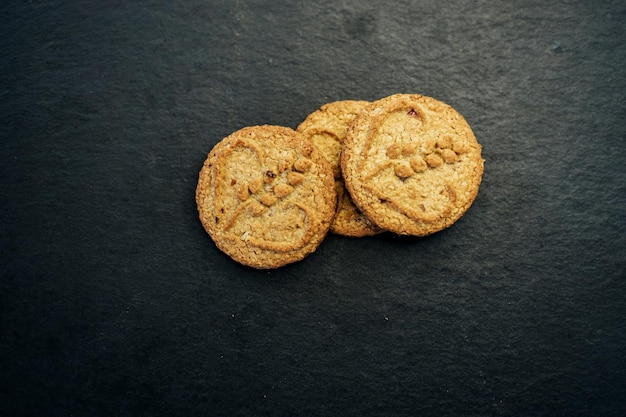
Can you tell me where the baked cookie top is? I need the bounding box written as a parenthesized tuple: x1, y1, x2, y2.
(196, 125, 336, 269)
(297, 100, 383, 237)
(341, 94, 484, 236)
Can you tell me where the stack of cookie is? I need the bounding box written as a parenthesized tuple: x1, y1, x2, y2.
(196, 94, 484, 269)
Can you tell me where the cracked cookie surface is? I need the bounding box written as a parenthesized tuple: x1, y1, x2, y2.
(196, 125, 336, 269)
(341, 94, 484, 236)
(297, 100, 383, 237)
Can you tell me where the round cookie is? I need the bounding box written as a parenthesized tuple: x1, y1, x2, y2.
(196, 125, 336, 269)
(297, 100, 383, 237)
(341, 94, 484, 236)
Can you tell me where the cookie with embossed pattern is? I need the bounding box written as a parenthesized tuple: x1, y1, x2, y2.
(196, 125, 336, 269)
(297, 100, 383, 237)
(341, 94, 484, 236)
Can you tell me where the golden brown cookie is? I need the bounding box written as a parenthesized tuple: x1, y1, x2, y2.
(196, 125, 336, 269)
(341, 94, 484, 236)
(297, 100, 383, 237)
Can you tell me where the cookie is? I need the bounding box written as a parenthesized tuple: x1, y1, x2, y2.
(297, 100, 383, 237)
(196, 125, 336, 269)
(341, 94, 484, 236)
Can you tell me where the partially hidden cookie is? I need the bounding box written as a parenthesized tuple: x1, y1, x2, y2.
(297, 100, 383, 237)
(196, 125, 336, 269)
(341, 94, 484, 236)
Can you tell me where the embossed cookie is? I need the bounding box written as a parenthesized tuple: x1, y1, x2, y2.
(341, 94, 484, 236)
(297, 100, 383, 237)
(196, 125, 336, 269)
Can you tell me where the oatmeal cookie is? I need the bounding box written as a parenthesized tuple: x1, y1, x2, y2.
(341, 94, 484, 236)
(196, 125, 336, 269)
(297, 100, 383, 237)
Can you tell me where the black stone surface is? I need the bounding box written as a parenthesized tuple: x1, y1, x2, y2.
(1, 1, 625, 416)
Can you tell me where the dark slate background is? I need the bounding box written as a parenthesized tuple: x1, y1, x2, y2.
(1, 0, 625, 416)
